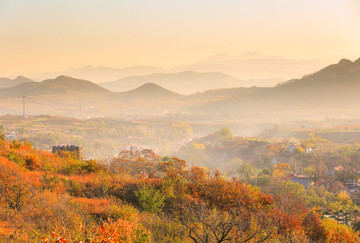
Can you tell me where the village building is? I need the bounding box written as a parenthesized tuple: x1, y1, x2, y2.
(287, 173, 309, 189)
(52, 144, 80, 159)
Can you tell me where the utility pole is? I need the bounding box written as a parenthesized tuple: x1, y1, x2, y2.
(22, 95, 25, 117)
(79, 98, 82, 118)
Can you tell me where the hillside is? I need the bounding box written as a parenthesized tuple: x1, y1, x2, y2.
(188, 58, 360, 116)
(0, 132, 358, 242)
(100, 71, 247, 94)
(276, 58, 360, 93)
(170, 52, 328, 80)
(33, 65, 163, 83)
(0, 76, 34, 89)
(117, 82, 183, 102)
(0, 75, 112, 97)
(1, 58, 360, 119)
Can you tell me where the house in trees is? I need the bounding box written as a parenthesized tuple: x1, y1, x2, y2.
(286, 141, 301, 154)
(287, 173, 309, 189)
(345, 179, 358, 190)
(315, 179, 326, 188)
(344, 179, 360, 194)
(5, 131, 16, 140)
(329, 166, 344, 176)
(315, 179, 356, 195)
(329, 181, 351, 196)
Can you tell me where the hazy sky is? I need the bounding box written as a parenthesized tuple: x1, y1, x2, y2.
(0, 0, 359, 77)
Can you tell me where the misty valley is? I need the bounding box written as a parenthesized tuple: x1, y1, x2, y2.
(1, 58, 360, 242)
(1, 1, 360, 241)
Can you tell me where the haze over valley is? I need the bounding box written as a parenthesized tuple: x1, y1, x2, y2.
(1, 57, 359, 121)
(1, 1, 360, 242)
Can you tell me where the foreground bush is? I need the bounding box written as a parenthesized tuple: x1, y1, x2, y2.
(0, 137, 359, 242)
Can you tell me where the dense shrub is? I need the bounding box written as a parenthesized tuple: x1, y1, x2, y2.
(135, 186, 166, 213)
(6, 150, 25, 167)
(0, 138, 359, 242)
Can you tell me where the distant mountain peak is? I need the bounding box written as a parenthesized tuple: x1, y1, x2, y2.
(0, 75, 112, 98)
(40, 75, 111, 94)
(0, 75, 34, 89)
(338, 58, 352, 65)
(15, 75, 26, 79)
(14, 75, 33, 82)
(276, 57, 360, 90)
(43, 75, 79, 86)
(119, 82, 181, 99)
(139, 82, 161, 88)
(55, 75, 71, 80)
(100, 71, 244, 94)
(135, 82, 169, 92)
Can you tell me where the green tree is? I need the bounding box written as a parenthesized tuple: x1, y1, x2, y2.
(238, 162, 258, 180)
(135, 186, 166, 213)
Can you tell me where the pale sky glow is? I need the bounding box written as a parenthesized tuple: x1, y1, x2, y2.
(0, 0, 359, 77)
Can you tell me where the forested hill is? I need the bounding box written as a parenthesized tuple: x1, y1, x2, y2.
(0, 135, 358, 241)
(0, 58, 360, 119)
(100, 71, 245, 94)
(190, 58, 360, 114)
(0, 75, 112, 97)
(0, 75, 34, 89)
(117, 82, 183, 102)
(277, 58, 360, 90)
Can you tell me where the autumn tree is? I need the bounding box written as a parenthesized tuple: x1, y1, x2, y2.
(302, 210, 326, 242)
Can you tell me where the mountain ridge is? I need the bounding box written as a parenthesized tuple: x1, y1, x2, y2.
(0, 76, 112, 97)
(0, 57, 359, 119)
(100, 71, 272, 94)
(0, 75, 34, 89)
(32, 65, 163, 83)
(189, 57, 360, 114)
(116, 82, 183, 102)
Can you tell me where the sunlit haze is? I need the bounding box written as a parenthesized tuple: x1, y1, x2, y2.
(3, 1, 360, 241)
(1, 0, 359, 78)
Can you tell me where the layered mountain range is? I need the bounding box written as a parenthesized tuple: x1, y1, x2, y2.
(0, 58, 359, 120)
(30, 53, 327, 83)
(100, 71, 248, 94)
(0, 76, 34, 89)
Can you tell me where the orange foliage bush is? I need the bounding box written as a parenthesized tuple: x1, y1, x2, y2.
(0, 155, 21, 172)
(0, 157, 34, 211)
(302, 210, 326, 242)
(72, 197, 112, 218)
(24, 153, 41, 170)
(0, 137, 359, 243)
(40, 218, 151, 243)
(322, 217, 360, 242)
